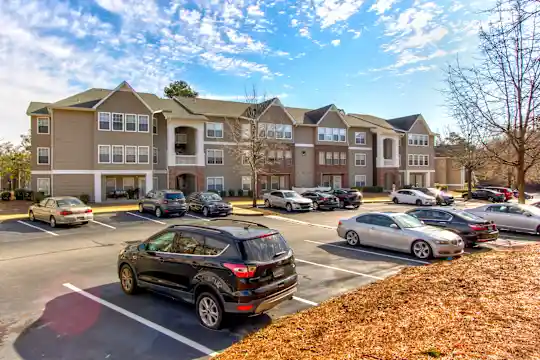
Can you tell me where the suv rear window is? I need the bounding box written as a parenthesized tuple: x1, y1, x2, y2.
(165, 193, 184, 200)
(241, 234, 290, 261)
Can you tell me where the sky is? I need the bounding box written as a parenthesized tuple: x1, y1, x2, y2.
(0, 0, 490, 143)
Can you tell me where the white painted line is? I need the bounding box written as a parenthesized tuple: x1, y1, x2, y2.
(293, 296, 319, 306)
(90, 219, 116, 229)
(265, 215, 337, 230)
(295, 258, 383, 280)
(17, 220, 59, 236)
(126, 212, 166, 225)
(63, 283, 218, 357)
(186, 214, 209, 221)
(304, 240, 430, 265)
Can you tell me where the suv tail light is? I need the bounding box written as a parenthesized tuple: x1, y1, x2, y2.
(59, 210, 72, 216)
(224, 263, 257, 278)
(338, 221, 342, 226)
(85, 209, 92, 213)
(469, 224, 488, 231)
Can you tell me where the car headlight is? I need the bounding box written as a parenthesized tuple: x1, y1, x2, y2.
(434, 239, 451, 244)
(209, 204, 216, 208)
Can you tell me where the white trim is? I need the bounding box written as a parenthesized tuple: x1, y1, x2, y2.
(92, 81, 155, 113)
(153, 147, 158, 164)
(125, 145, 137, 164)
(317, 127, 347, 143)
(137, 146, 150, 164)
(354, 153, 367, 167)
(203, 141, 248, 146)
(206, 149, 224, 165)
(98, 145, 111, 164)
(205, 122, 224, 138)
(398, 169, 436, 173)
(111, 145, 124, 164)
(153, 170, 168, 174)
(294, 143, 314, 147)
(138, 114, 150, 133)
(153, 116, 158, 135)
(112, 113, 124, 132)
(349, 146, 372, 151)
(241, 176, 252, 191)
(407, 133, 429, 147)
(206, 176, 225, 192)
(36, 117, 50, 134)
(460, 167, 466, 186)
(122, 177, 135, 190)
(354, 131, 366, 145)
(125, 113, 137, 132)
(98, 112, 111, 131)
(36, 147, 50, 165)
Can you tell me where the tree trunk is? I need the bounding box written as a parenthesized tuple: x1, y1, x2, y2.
(252, 172, 257, 208)
(467, 167, 473, 201)
(518, 149, 526, 204)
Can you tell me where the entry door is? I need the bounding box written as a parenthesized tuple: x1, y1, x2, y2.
(411, 174, 424, 187)
(333, 175, 342, 189)
(138, 178, 146, 197)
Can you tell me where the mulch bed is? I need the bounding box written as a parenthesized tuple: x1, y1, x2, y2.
(217, 246, 540, 360)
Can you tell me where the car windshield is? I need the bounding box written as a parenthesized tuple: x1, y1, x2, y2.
(283, 191, 300, 198)
(165, 193, 184, 200)
(455, 210, 484, 222)
(522, 205, 540, 216)
(393, 214, 424, 228)
(56, 198, 84, 207)
(241, 234, 290, 261)
(201, 193, 222, 201)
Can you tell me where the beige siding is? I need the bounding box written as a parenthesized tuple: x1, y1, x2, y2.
(347, 127, 373, 147)
(31, 115, 52, 171)
(52, 110, 94, 170)
(53, 174, 94, 199)
(448, 159, 463, 184)
(202, 144, 249, 191)
(294, 126, 314, 144)
(258, 105, 295, 144)
(348, 150, 373, 187)
(153, 113, 167, 171)
(153, 173, 168, 191)
(294, 147, 315, 187)
(315, 111, 348, 146)
(434, 158, 448, 184)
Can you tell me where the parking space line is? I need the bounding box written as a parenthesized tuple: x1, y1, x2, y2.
(304, 240, 430, 265)
(89, 219, 116, 229)
(186, 214, 209, 221)
(293, 296, 319, 306)
(265, 215, 337, 230)
(295, 258, 383, 280)
(62, 283, 219, 357)
(126, 212, 167, 225)
(16, 220, 59, 236)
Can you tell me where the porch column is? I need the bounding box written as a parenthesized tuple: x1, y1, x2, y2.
(195, 123, 205, 166)
(425, 171, 431, 187)
(377, 135, 384, 167)
(167, 121, 175, 167)
(94, 172, 102, 203)
(404, 170, 410, 186)
(145, 171, 153, 192)
(392, 137, 400, 167)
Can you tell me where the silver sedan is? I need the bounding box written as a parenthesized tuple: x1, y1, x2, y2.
(28, 196, 93, 228)
(467, 203, 540, 234)
(337, 212, 464, 259)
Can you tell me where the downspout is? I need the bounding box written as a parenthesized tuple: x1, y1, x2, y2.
(50, 108, 54, 196)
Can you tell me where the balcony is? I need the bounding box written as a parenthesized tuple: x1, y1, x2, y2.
(383, 159, 394, 166)
(175, 155, 197, 165)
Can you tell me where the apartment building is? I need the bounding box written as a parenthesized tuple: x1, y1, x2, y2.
(27, 81, 436, 202)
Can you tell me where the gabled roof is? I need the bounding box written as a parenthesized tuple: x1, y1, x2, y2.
(304, 104, 334, 125)
(140, 95, 206, 120)
(241, 97, 277, 118)
(92, 81, 154, 112)
(386, 114, 421, 131)
(174, 97, 250, 117)
(26, 102, 50, 116)
(52, 88, 109, 109)
(348, 113, 396, 131)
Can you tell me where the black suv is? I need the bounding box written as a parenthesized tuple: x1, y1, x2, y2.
(324, 188, 363, 209)
(187, 192, 233, 217)
(117, 219, 298, 329)
(138, 190, 187, 217)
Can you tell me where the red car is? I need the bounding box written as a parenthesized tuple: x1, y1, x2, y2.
(483, 187, 513, 201)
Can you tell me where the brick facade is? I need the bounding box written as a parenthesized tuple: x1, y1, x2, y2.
(168, 166, 205, 192)
(376, 167, 401, 190)
(314, 145, 349, 187)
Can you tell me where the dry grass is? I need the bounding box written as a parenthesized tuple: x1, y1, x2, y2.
(217, 246, 540, 360)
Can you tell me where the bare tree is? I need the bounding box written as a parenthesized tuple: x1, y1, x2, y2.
(225, 87, 289, 207)
(444, 0, 540, 203)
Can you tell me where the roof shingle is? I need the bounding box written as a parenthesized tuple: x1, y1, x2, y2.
(386, 114, 421, 131)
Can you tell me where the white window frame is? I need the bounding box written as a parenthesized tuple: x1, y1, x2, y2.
(122, 177, 135, 190)
(260, 177, 268, 191)
(275, 124, 285, 139)
(339, 129, 346, 142)
(284, 125, 293, 139)
(241, 150, 250, 165)
(318, 127, 346, 142)
(98, 145, 111, 164)
(206, 122, 224, 138)
(424, 154, 429, 166)
(37, 147, 50, 165)
(242, 176, 252, 191)
(332, 128, 339, 142)
(153, 176, 159, 190)
(112, 113, 124, 132)
(125, 114, 137, 132)
(207, 177, 224, 192)
(153, 147, 158, 164)
(340, 152, 346, 165)
(112, 145, 124, 164)
(355, 132, 366, 145)
(137, 146, 150, 164)
(408, 134, 429, 147)
(285, 150, 292, 165)
(125, 146, 137, 164)
(354, 175, 367, 187)
(153, 117, 158, 135)
(37, 178, 51, 196)
(317, 127, 325, 141)
(266, 123, 276, 138)
(206, 149, 224, 165)
(98, 112, 111, 131)
(138, 115, 150, 133)
(37, 117, 50, 134)
(333, 151, 339, 165)
(325, 151, 332, 165)
(355, 153, 366, 166)
(277, 150, 284, 161)
(241, 123, 251, 139)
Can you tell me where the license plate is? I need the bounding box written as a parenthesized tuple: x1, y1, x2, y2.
(273, 267, 285, 278)
(220, 213, 227, 216)
(77, 216, 85, 220)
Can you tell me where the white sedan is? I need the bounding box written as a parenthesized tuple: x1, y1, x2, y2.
(391, 189, 436, 206)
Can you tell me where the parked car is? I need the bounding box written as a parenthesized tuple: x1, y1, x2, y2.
(406, 207, 498, 247)
(512, 189, 534, 200)
(263, 190, 313, 212)
(482, 186, 513, 201)
(462, 189, 505, 202)
(337, 212, 464, 259)
(28, 196, 93, 228)
(414, 187, 454, 206)
(186, 192, 233, 217)
(532, 201, 540, 208)
(391, 189, 436, 206)
(467, 203, 540, 234)
(301, 191, 339, 210)
(323, 188, 363, 209)
(138, 190, 187, 218)
(117, 219, 298, 329)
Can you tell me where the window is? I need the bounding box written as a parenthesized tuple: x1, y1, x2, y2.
(408, 134, 429, 146)
(340, 152, 346, 165)
(322, 175, 331, 187)
(355, 153, 366, 166)
(98, 112, 111, 130)
(318, 127, 325, 141)
(153, 147, 158, 164)
(153, 117, 158, 134)
(106, 178, 117, 192)
(112, 145, 124, 163)
(355, 132, 366, 145)
(37, 178, 50, 196)
(206, 122, 223, 138)
(370, 215, 397, 228)
(112, 113, 124, 131)
(203, 237, 229, 256)
(242, 150, 250, 165)
(508, 206, 525, 214)
(97, 145, 111, 163)
(242, 234, 289, 261)
(37, 147, 50, 165)
(260, 177, 268, 190)
(284, 125, 293, 139)
(241, 123, 251, 139)
(207, 177, 224, 192)
(318, 127, 346, 142)
(175, 133, 187, 144)
(487, 205, 508, 213)
(146, 231, 176, 252)
(276, 124, 284, 139)
(267, 150, 276, 163)
(271, 176, 279, 190)
(285, 150, 292, 165)
(206, 149, 224, 165)
(319, 151, 325, 165)
(333, 152, 339, 165)
(258, 123, 266, 138)
(339, 129, 346, 142)
(242, 176, 252, 191)
(326, 152, 332, 165)
(123, 177, 135, 190)
(408, 154, 429, 166)
(170, 233, 205, 255)
(138, 146, 149, 164)
(138, 115, 149, 132)
(354, 175, 366, 187)
(153, 177, 158, 190)
(325, 128, 332, 141)
(125, 146, 137, 163)
(277, 150, 284, 162)
(424, 155, 429, 166)
(267, 123, 275, 138)
(123, 114, 136, 132)
(37, 117, 49, 134)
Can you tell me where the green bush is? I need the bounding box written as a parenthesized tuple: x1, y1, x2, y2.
(248, 190, 253, 198)
(79, 194, 90, 204)
(238, 189, 245, 197)
(228, 189, 235, 197)
(33, 191, 45, 203)
(14, 188, 25, 200)
(1, 191, 11, 201)
(219, 190, 227, 197)
(23, 190, 34, 201)
(361, 186, 384, 193)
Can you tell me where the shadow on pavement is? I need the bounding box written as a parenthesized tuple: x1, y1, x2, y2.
(13, 282, 273, 360)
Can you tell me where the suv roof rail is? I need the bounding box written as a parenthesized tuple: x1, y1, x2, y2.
(207, 218, 269, 229)
(167, 219, 270, 233)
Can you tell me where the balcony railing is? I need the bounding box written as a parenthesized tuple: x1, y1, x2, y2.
(383, 159, 394, 166)
(175, 155, 197, 165)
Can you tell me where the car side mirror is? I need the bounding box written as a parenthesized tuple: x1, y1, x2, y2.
(389, 224, 399, 229)
(525, 212, 532, 217)
(137, 243, 147, 251)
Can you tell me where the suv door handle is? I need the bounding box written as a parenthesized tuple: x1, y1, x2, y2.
(191, 261, 200, 268)
(158, 257, 165, 263)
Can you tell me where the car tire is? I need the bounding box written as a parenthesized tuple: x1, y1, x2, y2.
(345, 231, 360, 246)
(393, 197, 399, 204)
(411, 240, 432, 259)
(81, 221, 89, 225)
(155, 207, 163, 218)
(29, 211, 35, 222)
(313, 202, 319, 210)
(264, 199, 271, 208)
(536, 225, 540, 236)
(196, 292, 224, 330)
(286, 203, 293, 212)
(339, 200, 345, 209)
(203, 207, 209, 217)
(138, 203, 144, 213)
(415, 199, 422, 206)
(178, 212, 186, 217)
(49, 216, 57, 228)
(119, 264, 139, 295)
(353, 205, 360, 209)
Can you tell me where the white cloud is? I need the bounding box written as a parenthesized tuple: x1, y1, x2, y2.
(291, 19, 299, 27)
(200, 52, 271, 76)
(247, 5, 264, 17)
(331, 39, 341, 46)
(299, 27, 310, 37)
(398, 64, 437, 75)
(348, 29, 362, 38)
(275, 50, 289, 56)
(312, 0, 365, 29)
(369, 0, 400, 15)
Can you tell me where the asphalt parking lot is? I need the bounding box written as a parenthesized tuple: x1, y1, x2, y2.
(0, 201, 538, 360)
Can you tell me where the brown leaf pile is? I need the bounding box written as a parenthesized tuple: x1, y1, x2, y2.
(217, 246, 540, 360)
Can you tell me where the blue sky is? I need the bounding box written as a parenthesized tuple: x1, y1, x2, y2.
(0, 0, 489, 143)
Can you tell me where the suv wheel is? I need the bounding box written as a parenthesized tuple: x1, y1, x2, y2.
(155, 207, 163, 218)
(138, 203, 144, 213)
(286, 203, 293, 212)
(29, 211, 35, 222)
(196, 292, 223, 330)
(415, 199, 422, 206)
(264, 199, 271, 208)
(203, 207, 209, 217)
(488, 196, 494, 202)
(120, 264, 139, 295)
(393, 197, 399, 204)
